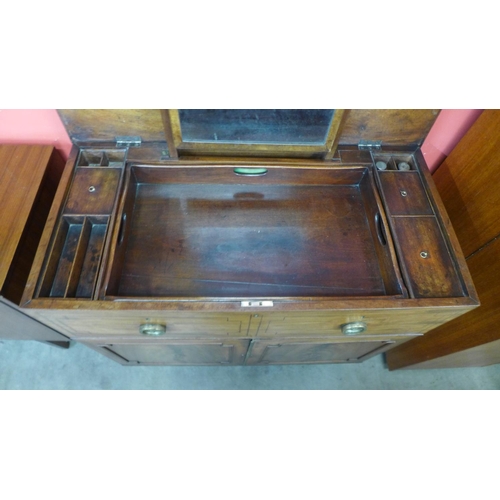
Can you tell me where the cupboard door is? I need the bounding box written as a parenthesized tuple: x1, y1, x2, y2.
(246, 338, 398, 365)
(85, 339, 250, 365)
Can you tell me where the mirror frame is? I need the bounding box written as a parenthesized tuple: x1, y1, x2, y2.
(161, 109, 348, 159)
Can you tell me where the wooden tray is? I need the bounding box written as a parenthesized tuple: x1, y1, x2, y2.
(103, 165, 405, 299)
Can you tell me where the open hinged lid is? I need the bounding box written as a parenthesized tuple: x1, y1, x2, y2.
(58, 109, 440, 160)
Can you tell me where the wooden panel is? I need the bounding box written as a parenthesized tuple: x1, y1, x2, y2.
(58, 110, 166, 143)
(246, 338, 401, 365)
(58, 109, 438, 148)
(397, 339, 500, 369)
(21, 147, 80, 306)
(130, 164, 366, 186)
(0, 299, 67, 341)
(31, 310, 253, 340)
(86, 339, 250, 365)
(432, 109, 500, 257)
(390, 217, 465, 298)
(160, 109, 179, 159)
(0, 145, 54, 290)
(64, 168, 121, 215)
(386, 236, 500, 369)
(254, 307, 470, 338)
(339, 109, 439, 146)
(378, 171, 434, 216)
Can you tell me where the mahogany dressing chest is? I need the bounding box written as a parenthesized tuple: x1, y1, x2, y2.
(4, 110, 479, 365)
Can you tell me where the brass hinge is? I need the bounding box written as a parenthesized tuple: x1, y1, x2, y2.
(358, 140, 382, 151)
(241, 300, 274, 307)
(115, 136, 142, 147)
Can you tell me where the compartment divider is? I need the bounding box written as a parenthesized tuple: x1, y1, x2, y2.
(76, 217, 109, 298)
(39, 215, 109, 299)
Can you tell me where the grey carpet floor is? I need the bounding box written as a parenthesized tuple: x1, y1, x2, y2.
(1, 339, 500, 389)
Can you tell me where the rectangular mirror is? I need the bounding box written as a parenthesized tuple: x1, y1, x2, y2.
(179, 109, 336, 145)
(162, 109, 346, 159)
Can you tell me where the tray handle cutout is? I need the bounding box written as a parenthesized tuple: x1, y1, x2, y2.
(375, 212, 387, 246)
(117, 213, 127, 246)
(233, 167, 268, 176)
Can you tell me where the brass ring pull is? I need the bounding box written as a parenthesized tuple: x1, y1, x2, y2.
(139, 323, 167, 336)
(341, 322, 367, 336)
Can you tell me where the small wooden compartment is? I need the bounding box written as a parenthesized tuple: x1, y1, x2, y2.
(34, 164, 124, 301)
(77, 149, 127, 167)
(377, 171, 434, 216)
(103, 165, 406, 299)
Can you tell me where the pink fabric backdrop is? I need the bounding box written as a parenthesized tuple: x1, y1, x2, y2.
(0, 109, 72, 159)
(421, 109, 483, 172)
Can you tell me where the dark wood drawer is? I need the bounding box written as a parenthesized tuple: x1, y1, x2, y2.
(390, 217, 465, 298)
(378, 171, 433, 216)
(64, 167, 122, 215)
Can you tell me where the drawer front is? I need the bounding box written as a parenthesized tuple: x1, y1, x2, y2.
(64, 167, 121, 215)
(390, 217, 465, 298)
(35, 310, 254, 340)
(253, 308, 464, 338)
(378, 171, 434, 216)
(27, 305, 472, 342)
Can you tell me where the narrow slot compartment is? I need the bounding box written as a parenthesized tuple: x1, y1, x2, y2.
(76, 216, 109, 298)
(38, 215, 109, 298)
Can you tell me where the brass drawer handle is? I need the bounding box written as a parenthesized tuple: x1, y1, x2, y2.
(341, 322, 367, 336)
(139, 323, 167, 336)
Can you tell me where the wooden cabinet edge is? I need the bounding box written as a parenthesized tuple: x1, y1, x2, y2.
(390, 338, 500, 369)
(20, 146, 79, 307)
(0, 298, 70, 342)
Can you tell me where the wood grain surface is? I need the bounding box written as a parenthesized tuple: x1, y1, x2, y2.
(0, 299, 68, 341)
(386, 233, 500, 369)
(0, 145, 54, 289)
(431, 110, 500, 257)
(58, 109, 439, 149)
